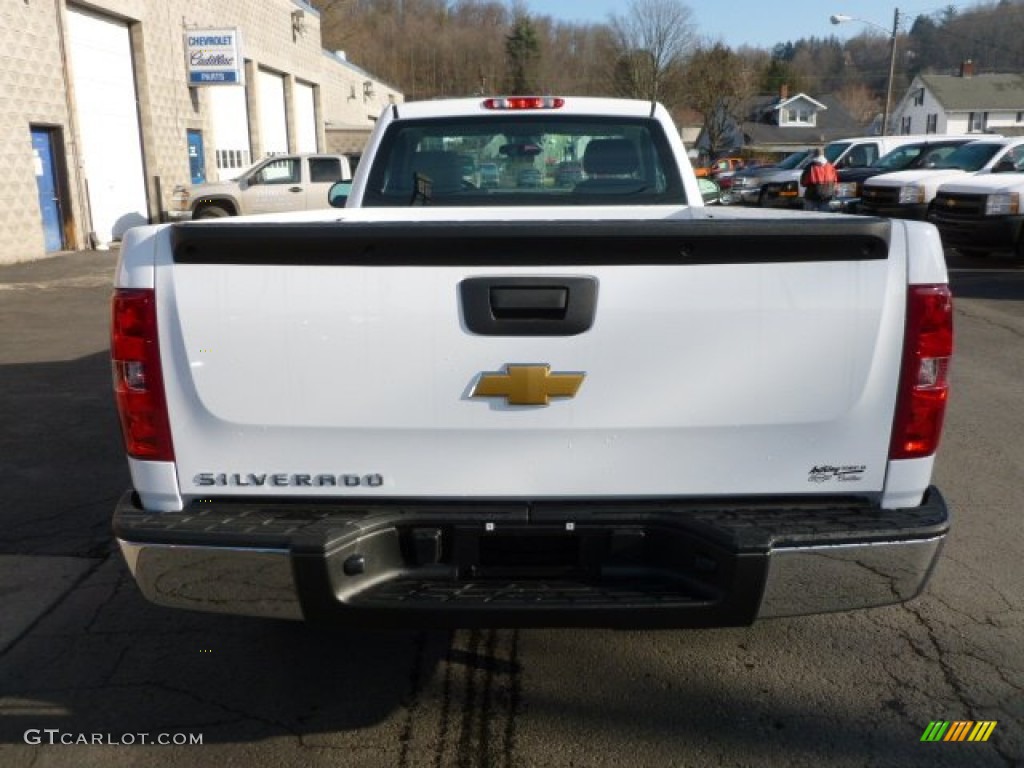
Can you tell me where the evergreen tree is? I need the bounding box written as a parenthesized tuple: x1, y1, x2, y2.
(505, 14, 540, 93)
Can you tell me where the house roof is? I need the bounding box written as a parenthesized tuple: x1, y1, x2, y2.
(741, 93, 864, 148)
(920, 73, 1024, 111)
(773, 93, 828, 111)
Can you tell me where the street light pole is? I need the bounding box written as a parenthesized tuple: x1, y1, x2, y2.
(882, 8, 901, 136)
(831, 8, 901, 136)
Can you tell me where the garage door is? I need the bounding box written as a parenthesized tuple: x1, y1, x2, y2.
(295, 81, 317, 153)
(66, 7, 148, 245)
(258, 69, 288, 155)
(209, 85, 251, 181)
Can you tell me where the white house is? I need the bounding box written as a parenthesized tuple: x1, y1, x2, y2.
(891, 61, 1024, 136)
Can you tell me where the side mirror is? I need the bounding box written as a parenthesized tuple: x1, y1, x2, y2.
(697, 177, 721, 205)
(992, 159, 1016, 173)
(328, 180, 352, 208)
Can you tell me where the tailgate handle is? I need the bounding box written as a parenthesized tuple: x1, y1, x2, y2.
(489, 286, 568, 319)
(460, 276, 597, 336)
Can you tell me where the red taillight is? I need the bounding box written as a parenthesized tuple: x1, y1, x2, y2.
(111, 288, 174, 461)
(890, 284, 953, 460)
(482, 97, 565, 110)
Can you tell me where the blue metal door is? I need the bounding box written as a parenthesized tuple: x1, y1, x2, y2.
(187, 130, 206, 184)
(31, 128, 65, 252)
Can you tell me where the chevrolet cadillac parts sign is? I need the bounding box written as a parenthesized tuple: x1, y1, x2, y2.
(185, 29, 244, 85)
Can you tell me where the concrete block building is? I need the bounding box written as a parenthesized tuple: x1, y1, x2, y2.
(1, 0, 401, 264)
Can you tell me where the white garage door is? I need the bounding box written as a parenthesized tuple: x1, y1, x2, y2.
(66, 7, 148, 245)
(295, 81, 317, 153)
(209, 85, 251, 180)
(258, 69, 288, 155)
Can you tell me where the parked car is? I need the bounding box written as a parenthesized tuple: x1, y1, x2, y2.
(697, 177, 722, 204)
(832, 138, 976, 212)
(723, 150, 812, 205)
(760, 135, 949, 209)
(479, 162, 500, 188)
(929, 171, 1024, 258)
(168, 153, 353, 219)
(695, 156, 744, 179)
(860, 137, 1024, 220)
(554, 161, 584, 187)
(517, 167, 544, 188)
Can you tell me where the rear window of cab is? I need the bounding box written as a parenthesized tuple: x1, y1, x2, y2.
(361, 115, 687, 207)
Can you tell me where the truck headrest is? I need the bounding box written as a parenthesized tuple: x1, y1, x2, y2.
(582, 139, 639, 177)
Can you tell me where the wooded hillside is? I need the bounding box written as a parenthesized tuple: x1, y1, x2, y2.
(313, 0, 1024, 150)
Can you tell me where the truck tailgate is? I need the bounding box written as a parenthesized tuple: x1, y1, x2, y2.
(160, 216, 903, 500)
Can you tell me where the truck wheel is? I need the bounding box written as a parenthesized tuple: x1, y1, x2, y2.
(195, 205, 231, 219)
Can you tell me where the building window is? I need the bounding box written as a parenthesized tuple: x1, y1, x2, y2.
(969, 112, 986, 131)
(782, 107, 815, 126)
(900, 116, 913, 134)
(1017, 111, 1023, 123)
(912, 88, 925, 106)
(926, 114, 938, 133)
(215, 149, 251, 171)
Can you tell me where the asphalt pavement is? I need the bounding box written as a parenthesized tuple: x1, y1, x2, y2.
(0, 248, 126, 653)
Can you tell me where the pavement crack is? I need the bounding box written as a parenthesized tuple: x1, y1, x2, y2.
(0, 555, 107, 658)
(902, 601, 979, 718)
(955, 304, 1024, 340)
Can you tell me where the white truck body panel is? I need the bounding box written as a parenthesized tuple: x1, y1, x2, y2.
(115, 206, 951, 511)
(935, 172, 1024, 195)
(863, 167, 969, 198)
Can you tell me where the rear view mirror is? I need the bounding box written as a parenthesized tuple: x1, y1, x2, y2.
(328, 181, 352, 208)
(499, 143, 542, 158)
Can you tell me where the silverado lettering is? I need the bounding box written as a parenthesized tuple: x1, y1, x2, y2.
(193, 473, 384, 487)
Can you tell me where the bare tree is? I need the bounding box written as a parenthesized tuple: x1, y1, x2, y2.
(836, 83, 881, 128)
(682, 43, 758, 156)
(608, 0, 697, 103)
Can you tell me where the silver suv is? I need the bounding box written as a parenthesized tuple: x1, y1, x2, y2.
(724, 150, 813, 205)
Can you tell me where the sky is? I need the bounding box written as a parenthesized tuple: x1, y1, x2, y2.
(524, 1, 969, 49)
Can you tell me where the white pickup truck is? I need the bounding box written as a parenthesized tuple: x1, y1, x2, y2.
(112, 97, 952, 629)
(929, 172, 1024, 259)
(859, 137, 1024, 220)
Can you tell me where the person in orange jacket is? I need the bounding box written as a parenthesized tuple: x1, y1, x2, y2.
(800, 148, 838, 212)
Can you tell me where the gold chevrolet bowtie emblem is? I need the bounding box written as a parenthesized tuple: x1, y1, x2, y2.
(472, 365, 585, 406)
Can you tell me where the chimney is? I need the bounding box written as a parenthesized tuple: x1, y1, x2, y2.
(960, 60, 974, 78)
(780, 83, 789, 100)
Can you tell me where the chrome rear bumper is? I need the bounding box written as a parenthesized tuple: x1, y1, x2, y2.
(115, 488, 948, 628)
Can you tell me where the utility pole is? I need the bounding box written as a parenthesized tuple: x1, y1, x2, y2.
(881, 8, 901, 136)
